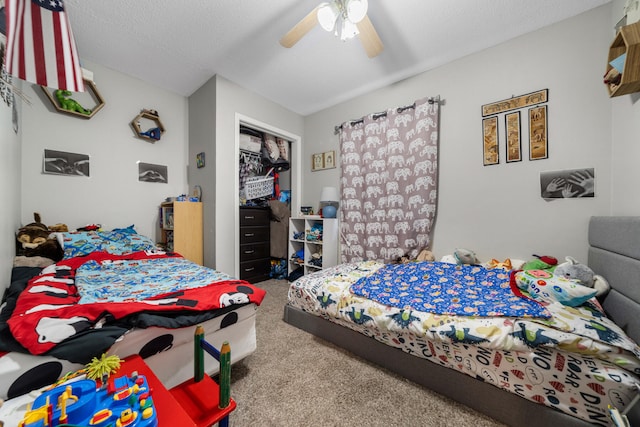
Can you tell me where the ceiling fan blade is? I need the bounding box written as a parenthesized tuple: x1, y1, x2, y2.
(280, 6, 320, 48)
(357, 15, 383, 58)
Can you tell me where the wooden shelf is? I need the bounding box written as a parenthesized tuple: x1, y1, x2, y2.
(131, 109, 165, 142)
(605, 21, 640, 97)
(160, 201, 203, 264)
(41, 79, 105, 119)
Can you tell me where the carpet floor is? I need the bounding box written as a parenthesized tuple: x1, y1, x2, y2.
(228, 279, 507, 427)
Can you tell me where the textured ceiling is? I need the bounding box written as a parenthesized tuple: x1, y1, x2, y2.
(64, 0, 610, 116)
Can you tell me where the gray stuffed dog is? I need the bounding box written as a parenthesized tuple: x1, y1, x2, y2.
(554, 256, 610, 297)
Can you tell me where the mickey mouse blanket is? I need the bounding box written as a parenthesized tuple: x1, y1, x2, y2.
(7, 251, 266, 355)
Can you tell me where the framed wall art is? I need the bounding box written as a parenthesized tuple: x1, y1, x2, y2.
(43, 149, 90, 177)
(505, 111, 521, 163)
(529, 105, 548, 160)
(312, 153, 324, 171)
(196, 152, 205, 168)
(482, 116, 499, 166)
(323, 150, 336, 169)
(138, 162, 168, 183)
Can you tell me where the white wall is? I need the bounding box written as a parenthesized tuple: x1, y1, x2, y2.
(0, 82, 21, 290)
(188, 75, 304, 273)
(20, 60, 189, 240)
(610, 0, 640, 214)
(212, 76, 304, 275)
(303, 5, 614, 263)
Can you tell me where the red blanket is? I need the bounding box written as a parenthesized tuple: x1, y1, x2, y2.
(8, 251, 266, 355)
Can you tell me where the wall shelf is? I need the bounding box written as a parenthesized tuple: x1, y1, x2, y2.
(605, 21, 640, 97)
(41, 79, 105, 119)
(131, 109, 165, 142)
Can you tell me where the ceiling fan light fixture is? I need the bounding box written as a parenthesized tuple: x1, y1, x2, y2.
(318, 2, 340, 32)
(345, 0, 368, 23)
(339, 18, 359, 41)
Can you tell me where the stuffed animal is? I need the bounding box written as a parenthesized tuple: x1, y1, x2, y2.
(416, 249, 435, 262)
(16, 213, 50, 251)
(554, 256, 610, 297)
(16, 213, 64, 261)
(453, 248, 479, 265)
(521, 254, 558, 271)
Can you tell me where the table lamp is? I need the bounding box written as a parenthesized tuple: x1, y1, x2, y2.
(319, 186, 340, 218)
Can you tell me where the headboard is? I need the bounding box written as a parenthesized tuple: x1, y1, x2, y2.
(588, 216, 640, 344)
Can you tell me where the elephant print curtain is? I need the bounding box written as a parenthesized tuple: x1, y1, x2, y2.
(339, 97, 439, 263)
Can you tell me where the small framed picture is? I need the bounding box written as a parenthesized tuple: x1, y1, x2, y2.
(505, 111, 521, 163)
(529, 105, 548, 160)
(196, 152, 205, 168)
(323, 150, 336, 169)
(312, 153, 324, 171)
(482, 116, 499, 166)
(138, 162, 168, 183)
(43, 149, 90, 177)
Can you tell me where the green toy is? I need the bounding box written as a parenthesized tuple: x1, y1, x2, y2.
(55, 89, 92, 115)
(521, 254, 558, 271)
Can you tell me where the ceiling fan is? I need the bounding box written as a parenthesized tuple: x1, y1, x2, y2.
(280, 0, 383, 58)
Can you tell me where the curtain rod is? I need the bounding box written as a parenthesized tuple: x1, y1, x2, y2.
(334, 95, 441, 135)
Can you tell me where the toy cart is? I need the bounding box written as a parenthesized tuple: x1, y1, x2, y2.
(169, 325, 236, 427)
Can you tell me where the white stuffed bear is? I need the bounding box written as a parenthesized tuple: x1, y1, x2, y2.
(554, 256, 610, 297)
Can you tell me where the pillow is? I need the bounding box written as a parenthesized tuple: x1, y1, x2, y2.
(60, 230, 156, 259)
(515, 269, 597, 307)
(276, 138, 289, 161)
(112, 225, 138, 235)
(263, 136, 280, 162)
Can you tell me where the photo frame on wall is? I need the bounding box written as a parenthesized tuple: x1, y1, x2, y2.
(138, 162, 168, 183)
(505, 111, 521, 163)
(43, 149, 90, 177)
(196, 152, 205, 168)
(312, 153, 324, 171)
(482, 116, 499, 166)
(529, 105, 548, 160)
(323, 150, 336, 169)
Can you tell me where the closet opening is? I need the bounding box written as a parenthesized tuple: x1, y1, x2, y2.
(233, 114, 301, 282)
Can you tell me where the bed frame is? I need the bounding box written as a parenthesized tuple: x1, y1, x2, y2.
(283, 216, 640, 427)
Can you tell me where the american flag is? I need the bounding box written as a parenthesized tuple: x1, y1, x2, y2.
(4, 0, 84, 92)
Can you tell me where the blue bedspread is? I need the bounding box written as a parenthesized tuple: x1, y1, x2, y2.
(350, 261, 550, 318)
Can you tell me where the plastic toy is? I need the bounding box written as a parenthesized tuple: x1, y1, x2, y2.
(18, 373, 157, 427)
(86, 353, 124, 380)
(55, 89, 91, 115)
(170, 325, 236, 427)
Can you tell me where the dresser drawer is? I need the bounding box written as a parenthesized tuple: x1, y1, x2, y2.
(240, 226, 269, 244)
(239, 242, 270, 261)
(239, 258, 271, 283)
(240, 208, 270, 226)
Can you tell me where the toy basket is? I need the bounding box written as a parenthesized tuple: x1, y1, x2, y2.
(244, 175, 274, 200)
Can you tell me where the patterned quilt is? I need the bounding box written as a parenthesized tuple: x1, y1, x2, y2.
(288, 261, 640, 425)
(7, 251, 266, 355)
(350, 262, 550, 318)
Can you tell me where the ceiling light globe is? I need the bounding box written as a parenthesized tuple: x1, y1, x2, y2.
(318, 2, 340, 32)
(346, 0, 368, 23)
(340, 18, 359, 41)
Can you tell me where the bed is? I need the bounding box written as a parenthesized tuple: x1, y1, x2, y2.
(0, 226, 266, 401)
(283, 216, 640, 427)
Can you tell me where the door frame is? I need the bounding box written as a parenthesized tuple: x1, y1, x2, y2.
(234, 113, 301, 279)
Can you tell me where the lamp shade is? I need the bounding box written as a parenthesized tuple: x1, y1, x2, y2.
(320, 186, 340, 202)
(317, 2, 340, 32)
(345, 0, 368, 23)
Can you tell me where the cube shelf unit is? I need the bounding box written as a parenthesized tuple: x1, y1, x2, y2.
(288, 217, 338, 276)
(160, 201, 203, 265)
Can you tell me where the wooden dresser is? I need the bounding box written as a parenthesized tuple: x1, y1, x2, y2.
(239, 206, 271, 283)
